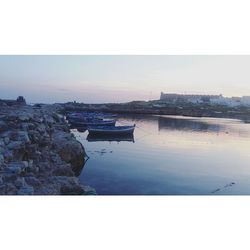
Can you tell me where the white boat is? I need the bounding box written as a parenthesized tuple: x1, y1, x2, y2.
(88, 125, 135, 135)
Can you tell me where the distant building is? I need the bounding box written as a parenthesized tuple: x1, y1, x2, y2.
(241, 96, 250, 106)
(160, 92, 250, 107)
(210, 96, 241, 107)
(160, 92, 222, 104)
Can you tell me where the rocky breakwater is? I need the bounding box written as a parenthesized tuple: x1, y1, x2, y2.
(0, 104, 95, 195)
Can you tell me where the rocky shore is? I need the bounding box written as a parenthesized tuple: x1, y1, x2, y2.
(0, 102, 95, 195)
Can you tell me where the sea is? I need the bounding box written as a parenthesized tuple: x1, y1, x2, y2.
(72, 114, 250, 195)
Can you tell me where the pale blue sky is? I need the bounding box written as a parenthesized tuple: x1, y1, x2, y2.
(0, 55, 250, 103)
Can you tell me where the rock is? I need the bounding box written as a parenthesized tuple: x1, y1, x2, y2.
(44, 115, 55, 125)
(15, 177, 26, 188)
(4, 137, 10, 145)
(37, 124, 47, 134)
(7, 141, 25, 150)
(60, 183, 85, 195)
(29, 130, 41, 143)
(21, 123, 29, 130)
(0, 185, 5, 194)
(83, 186, 97, 195)
(17, 185, 34, 195)
(5, 114, 18, 122)
(3, 173, 18, 182)
(55, 176, 86, 195)
(0, 103, 91, 195)
(38, 135, 51, 147)
(5, 183, 18, 194)
(3, 150, 13, 161)
(52, 113, 63, 122)
(52, 166, 75, 177)
(0, 121, 8, 132)
(0, 139, 5, 147)
(0, 154, 4, 164)
(0, 176, 3, 185)
(19, 114, 31, 122)
(28, 123, 36, 130)
(5, 161, 28, 174)
(52, 131, 85, 171)
(33, 116, 43, 123)
(25, 176, 41, 187)
(28, 160, 33, 168)
(11, 131, 30, 144)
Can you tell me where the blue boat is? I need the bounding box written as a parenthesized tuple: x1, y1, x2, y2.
(67, 111, 117, 121)
(66, 111, 117, 127)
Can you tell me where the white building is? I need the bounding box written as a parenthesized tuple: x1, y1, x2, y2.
(241, 96, 250, 106)
(210, 96, 241, 107)
(160, 92, 250, 107)
(160, 92, 221, 104)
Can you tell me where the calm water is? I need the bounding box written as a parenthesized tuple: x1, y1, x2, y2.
(72, 115, 250, 195)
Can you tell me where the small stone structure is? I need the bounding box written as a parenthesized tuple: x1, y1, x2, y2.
(0, 96, 26, 106)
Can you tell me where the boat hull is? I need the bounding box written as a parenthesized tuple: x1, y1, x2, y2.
(70, 120, 116, 127)
(88, 125, 135, 135)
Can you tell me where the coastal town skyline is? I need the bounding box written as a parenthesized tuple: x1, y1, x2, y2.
(1, 55, 250, 103)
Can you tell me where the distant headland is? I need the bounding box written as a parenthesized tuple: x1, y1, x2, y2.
(61, 92, 250, 122)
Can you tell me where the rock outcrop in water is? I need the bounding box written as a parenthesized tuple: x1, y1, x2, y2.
(0, 102, 94, 195)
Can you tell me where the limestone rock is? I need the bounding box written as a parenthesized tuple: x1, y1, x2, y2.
(5, 161, 28, 174)
(7, 141, 25, 150)
(0, 103, 91, 195)
(4, 137, 10, 145)
(52, 165, 75, 177)
(17, 185, 34, 195)
(25, 176, 41, 187)
(52, 131, 86, 171)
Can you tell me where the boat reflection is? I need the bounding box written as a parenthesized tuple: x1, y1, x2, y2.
(158, 116, 222, 133)
(86, 134, 135, 143)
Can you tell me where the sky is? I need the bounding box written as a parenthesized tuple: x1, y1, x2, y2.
(0, 55, 250, 104)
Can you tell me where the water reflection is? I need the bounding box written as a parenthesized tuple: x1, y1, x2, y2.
(158, 116, 222, 133)
(87, 134, 135, 143)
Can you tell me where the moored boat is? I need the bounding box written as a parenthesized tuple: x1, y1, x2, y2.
(88, 125, 135, 135)
(67, 111, 117, 121)
(71, 119, 116, 127)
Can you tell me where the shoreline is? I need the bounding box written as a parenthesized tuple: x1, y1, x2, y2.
(62, 100, 250, 123)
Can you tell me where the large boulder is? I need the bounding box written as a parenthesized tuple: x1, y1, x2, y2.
(0, 103, 92, 195)
(52, 131, 86, 172)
